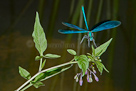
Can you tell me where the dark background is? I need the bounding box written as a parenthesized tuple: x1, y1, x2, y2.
(0, 0, 136, 91)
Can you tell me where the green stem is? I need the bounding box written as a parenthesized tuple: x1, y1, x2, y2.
(39, 58, 43, 71)
(20, 83, 33, 91)
(16, 61, 77, 91)
(70, 58, 75, 62)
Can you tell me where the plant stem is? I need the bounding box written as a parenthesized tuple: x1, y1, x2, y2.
(20, 83, 33, 91)
(39, 58, 43, 71)
(21, 65, 72, 91)
(16, 61, 77, 91)
(41, 61, 77, 73)
(16, 72, 40, 91)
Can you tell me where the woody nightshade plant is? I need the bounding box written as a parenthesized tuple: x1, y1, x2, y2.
(16, 12, 113, 91)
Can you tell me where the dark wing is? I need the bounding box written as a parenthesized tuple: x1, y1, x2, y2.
(58, 30, 89, 34)
(91, 21, 121, 32)
(62, 22, 86, 31)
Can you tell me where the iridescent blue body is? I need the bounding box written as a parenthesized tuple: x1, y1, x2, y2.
(58, 6, 121, 47)
(89, 32, 93, 41)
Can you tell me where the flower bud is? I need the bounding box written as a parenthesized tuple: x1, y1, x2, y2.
(89, 77, 93, 83)
(85, 70, 88, 75)
(74, 75, 77, 79)
(79, 75, 83, 86)
(94, 75, 99, 82)
(93, 69, 96, 74)
(92, 72, 99, 82)
(76, 77, 78, 82)
(79, 79, 83, 86)
(87, 73, 89, 82)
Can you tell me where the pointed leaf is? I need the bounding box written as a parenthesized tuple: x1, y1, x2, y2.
(87, 53, 91, 56)
(33, 82, 45, 88)
(103, 64, 109, 73)
(19, 66, 31, 80)
(95, 61, 103, 74)
(32, 73, 46, 83)
(35, 56, 43, 61)
(32, 66, 72, 83)
(74, 56, 79, 61)
(95, 38, 112, 56)
(44, 54, 61, 59)
(77, 55, 89, 76)
(32, 68, 62, 83)
(41, 65, 72, 81)
(41, 59, 46, 69)
(67, 49, 77, 55)
(32, 12, 47, 55)
(95, 61, 109, 75)
(92, 46, 95, 56)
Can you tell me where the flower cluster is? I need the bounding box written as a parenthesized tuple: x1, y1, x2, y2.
(74, 65, 99, 86)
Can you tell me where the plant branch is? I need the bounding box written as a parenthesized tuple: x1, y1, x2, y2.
(16, 61, 77, 91)
(20, 83, 33, 91)
(39, 58, 43, 71)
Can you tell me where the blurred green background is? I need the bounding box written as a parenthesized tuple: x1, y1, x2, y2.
(0, 0, 136, 91)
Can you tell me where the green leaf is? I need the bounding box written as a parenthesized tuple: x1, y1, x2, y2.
(95, 61, 109, 75)
(92, 46, 95, 56)
(33, 82, 45, 88)
(87, 56, 94, 62)
(41, 65, 72, 81)
(95, 38, 112, 56)
(44, 54, 61, 59)
(95, 61, 103, 74)
(87, 53, 91, 56)
(67, 49, 77, 55)
(41, 59, 46, 69)
(35, 56, 43, 61)
(74, 56, 79, 61)
(77, 55, 89, 76)
(103, 64, 109, 73)
(19, 66, 31, 80)
(46, 68, 59, 73)
(33, 66, 71, 83)
(32, 66, 72, 84)
(32, 12, 47, 55)
(32, 73, 46, 83)
(45, 68, 62, 76)
(32, 68, 62, 83)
